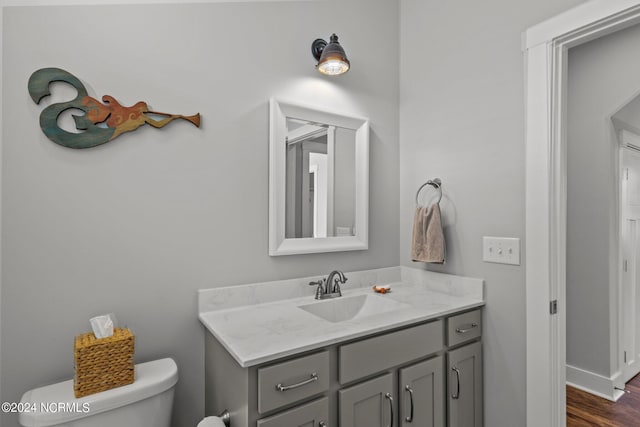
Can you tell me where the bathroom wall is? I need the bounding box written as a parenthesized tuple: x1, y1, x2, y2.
(614, 95, 640, 131)
(0, 2, 399, 426)
(566, 23, 640, 384)
(399, 0, 585, 426)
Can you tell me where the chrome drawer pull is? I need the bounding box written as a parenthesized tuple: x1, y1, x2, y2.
(385, 393, 394, 427)
(405, 385, 414, 423)
(451, 367, 461, 399)
(455, 323, 478, 334)
(275, 372, 318, 392)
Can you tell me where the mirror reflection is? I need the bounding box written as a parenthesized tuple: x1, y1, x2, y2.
(285, 117, 356, 238)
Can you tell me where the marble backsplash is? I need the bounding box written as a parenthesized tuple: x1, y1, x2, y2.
(198, 266, 483, 314)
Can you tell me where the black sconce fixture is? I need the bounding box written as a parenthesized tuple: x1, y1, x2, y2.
(311, 33, 350, 76)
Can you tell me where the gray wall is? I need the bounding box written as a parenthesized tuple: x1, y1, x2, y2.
(566, 23, 640, 379)
(399, 0, 584, 426)
(0, 2, 399, 426)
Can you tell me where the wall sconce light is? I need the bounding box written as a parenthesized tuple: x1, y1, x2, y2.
(311, 33, 350, 76)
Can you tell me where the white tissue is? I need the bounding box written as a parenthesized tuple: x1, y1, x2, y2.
(90, 313, 116, 339)
(197, 416, 226, 427)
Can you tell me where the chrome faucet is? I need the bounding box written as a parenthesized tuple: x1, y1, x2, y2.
(308, 270, 348, 299)
(326, 270, 347, 294)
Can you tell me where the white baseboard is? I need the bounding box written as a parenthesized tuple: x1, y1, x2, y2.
(566, 364, 623, 401)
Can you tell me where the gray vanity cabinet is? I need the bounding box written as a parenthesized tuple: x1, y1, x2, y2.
(339, 373, 394, 427)
(399, 356, 445, 427)
(447, 341, 482, 427)
(205, 307, 483, 427)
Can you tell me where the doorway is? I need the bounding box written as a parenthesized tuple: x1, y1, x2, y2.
(564, 27, 640, 401)
(524, 2, 640, 427)
(618, 135, 640, 386)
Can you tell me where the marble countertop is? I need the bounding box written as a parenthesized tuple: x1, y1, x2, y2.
(198, 267, 484, 368)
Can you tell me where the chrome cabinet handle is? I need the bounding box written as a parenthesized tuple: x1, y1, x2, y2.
(275, 373, 318, 392)
(385, 393, 394, 427)
(405, 385, 414, 423)
(455, 323, 478, 334)
(451, 367, 461, 399)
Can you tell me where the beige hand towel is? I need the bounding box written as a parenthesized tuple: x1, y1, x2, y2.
(411, 204, 446, 263)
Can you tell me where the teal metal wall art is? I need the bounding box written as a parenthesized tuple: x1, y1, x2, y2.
(28, 68, 201, 149)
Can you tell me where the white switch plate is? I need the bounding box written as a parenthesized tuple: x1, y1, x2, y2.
(483, 236, 520, 265)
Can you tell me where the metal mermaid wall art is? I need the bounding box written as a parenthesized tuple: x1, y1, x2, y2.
(28, 67, 201, 149)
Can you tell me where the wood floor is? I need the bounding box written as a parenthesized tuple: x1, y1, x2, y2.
(567, 374, 640, 426)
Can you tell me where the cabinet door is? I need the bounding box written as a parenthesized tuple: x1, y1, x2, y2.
(399, 356, 444, 427)
(447, 341, 482, 427)
(257, 396, 329, 427)
(339, 373, 394, 427)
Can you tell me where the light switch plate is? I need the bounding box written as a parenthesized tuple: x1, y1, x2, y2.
(483, 236, 520, 265)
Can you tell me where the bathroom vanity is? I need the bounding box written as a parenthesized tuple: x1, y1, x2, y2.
(199, 267, 484, 427)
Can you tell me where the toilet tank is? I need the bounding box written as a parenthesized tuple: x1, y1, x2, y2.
(19, 358, 178, 427)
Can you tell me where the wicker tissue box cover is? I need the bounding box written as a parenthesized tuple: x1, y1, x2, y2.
(73, 327, 135, 398)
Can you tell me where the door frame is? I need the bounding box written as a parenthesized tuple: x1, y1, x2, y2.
(524, 1, 640, 426)
(618, 141, 640, 385)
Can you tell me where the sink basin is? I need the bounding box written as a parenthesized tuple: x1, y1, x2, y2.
(298, 294, 410, 323)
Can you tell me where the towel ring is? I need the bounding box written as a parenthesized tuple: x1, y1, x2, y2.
(415, 178, 442, 205)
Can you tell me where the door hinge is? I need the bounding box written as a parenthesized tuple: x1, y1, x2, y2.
(624, 351, 628, 364)
(626, 168, 629, 180)
(550, 300, 558, 315)
(624, 260, 628, 272)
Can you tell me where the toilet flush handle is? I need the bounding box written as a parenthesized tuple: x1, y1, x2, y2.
(219, 410, 230, 427)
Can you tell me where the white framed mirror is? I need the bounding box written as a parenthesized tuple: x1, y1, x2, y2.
(269, 98, 369, 256)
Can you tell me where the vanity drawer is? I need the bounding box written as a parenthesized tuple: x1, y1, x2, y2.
(257, 350, 330, 414)
(339, 320, 443, 384)
(447, 308, 482, 347)
(257, 396, 329, 427)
